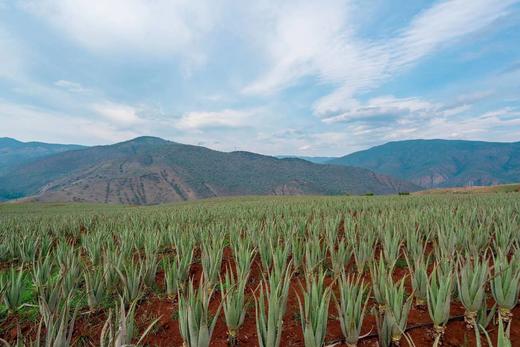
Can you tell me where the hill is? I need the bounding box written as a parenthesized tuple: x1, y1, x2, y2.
(416, 183, 520, 195)
(276, 155, 337, 164)
(328, 139, 520, 188)
(0, 136, 419, 204)
(0, 137, 85, 175)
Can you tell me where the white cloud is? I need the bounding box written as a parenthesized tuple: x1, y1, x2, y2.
(176, 108, 257, 130)
(0, 101, 140, 144)
(21, 0, 217, 57)
(92, 102, 143, 126)
(54, 80, 90, 93)
(243, 0, 519, 118)
(322, 96, 440, 124)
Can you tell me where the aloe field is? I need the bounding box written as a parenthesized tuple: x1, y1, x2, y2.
(0, 194, 519, 346)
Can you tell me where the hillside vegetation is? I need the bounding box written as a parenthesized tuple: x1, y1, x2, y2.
(329, 139, 520, 188)
(0, 137, 418, 204)
(0, 137, 85, 175)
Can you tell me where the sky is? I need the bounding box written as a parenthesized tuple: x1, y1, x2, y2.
(1, 0, 520, 156)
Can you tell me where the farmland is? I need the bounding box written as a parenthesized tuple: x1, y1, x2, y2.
(1, 194, 519, 346)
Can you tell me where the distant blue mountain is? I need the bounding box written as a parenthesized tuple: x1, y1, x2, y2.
(328, 139, 520, 188)
(0, 137, 85, 175)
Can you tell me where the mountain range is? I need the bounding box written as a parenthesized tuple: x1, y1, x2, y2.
(0, 137, 417, 204)
(0, 137, 85, 175)
(1, 137, 518, 204)
(328, 139, 520, 188)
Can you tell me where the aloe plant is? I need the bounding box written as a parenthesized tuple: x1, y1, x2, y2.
(427, 267, 452, 345)
(100, 297, 159, 347)
(490, 251, 520, 324)
(163, 246, 193, 297)
(328, 238, 350, 277)
(232, 237, 255, 282)
(201, 238, 224, 288)
(405, 252, 429, 307)
(370, 256, 393, 313)
(220, 268, 249, 346)
(297, 272, 331, 347)
(38, 295, 78, 347)
(84, 267, 106, 312)
(351, 232, 375, 274)
(456, 256, 488, 328)
(384, 278, 413, 345)
(116, 261, 145, 304)
(255, 263, 292, 347)
(373, 307, 392, 347)
(32, 254, 54, 289)
(1, 266, 25, 314)
(178, 280, 222, 347)
(382, 228, 402, 267)
(142, 248, 160, 288)
(304, 236, 326, 275)
(334, 273, 369, 347)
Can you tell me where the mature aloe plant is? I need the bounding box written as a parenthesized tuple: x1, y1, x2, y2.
(456, 255, 488, 328)
(427, 267, 452, 346)
(373, 307, 392, 347)
(201, 237, 224, 288)
(381, 228, 402, 267)
(220, 268, 249, 346)
(37, 276, 65, 325)
(334, 273, 369, 347)
(100, 297, 159, 347)
(490, 251, 520, 324)
(232, 237, 255, 282)
(290, 235, 305, 273)
(1, 266, 25, 314)
(304, 236, 326, 275)
(84, 267, 106, 312)
(404, 229, 427, 266)
(297, 271, 331, 347)
(270, 243, 290, 281)
(37, 295, 78, 347)
(142, 247, 160, 288)
(258, 235, 274, 272)
(384, 278, 413, 346)
(328, 238, 350, 277)
(17, 235, 38, 262)
(255, 262, 292, 347)
(370, 256, 393, 313)
(405, 252, 429, 307)
(163, 244, 194, 297)
(351, 231, 376, 274)
(178, 280, 222, 347)
(116, 261, 145, 304)
(32, 254, 54, 289)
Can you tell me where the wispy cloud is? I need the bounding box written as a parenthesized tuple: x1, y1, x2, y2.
(243, 0, 519, 119)
(92, 102, 144, 126)
(21, 0, 218, 59)
(0, 101, 141, 144)
(54, 80, 91, 93)
(176, 108, 259, 131)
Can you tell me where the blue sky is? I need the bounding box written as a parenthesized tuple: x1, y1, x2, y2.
(1, 0, 519, 156)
